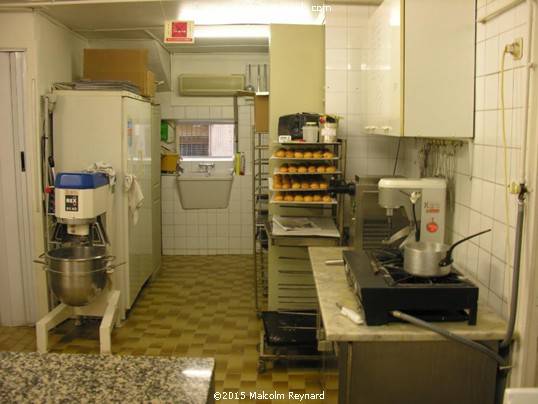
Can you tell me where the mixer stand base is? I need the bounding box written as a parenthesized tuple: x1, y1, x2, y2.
(36, 290, 121, 355)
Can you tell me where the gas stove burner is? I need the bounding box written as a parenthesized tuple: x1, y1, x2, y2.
(365, 249, 475, 288)
(343, 250, 479, 326)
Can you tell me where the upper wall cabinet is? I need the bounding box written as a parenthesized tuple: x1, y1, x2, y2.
(365, 0, 476, 138)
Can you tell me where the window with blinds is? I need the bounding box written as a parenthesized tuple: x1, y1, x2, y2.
(177, 122, 235, 158)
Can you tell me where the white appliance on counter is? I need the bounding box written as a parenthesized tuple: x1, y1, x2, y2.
(51, 90, 159, 316)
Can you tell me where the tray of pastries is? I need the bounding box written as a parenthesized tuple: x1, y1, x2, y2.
(275, 163, 338, 174)
(270, 191, 336, 204)
(272, 147, 337, 160)
(270, 175, 329, 191)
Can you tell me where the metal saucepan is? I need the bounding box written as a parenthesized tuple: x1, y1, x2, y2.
(403, 229, 491, 277)
(34, 246, 123, 307)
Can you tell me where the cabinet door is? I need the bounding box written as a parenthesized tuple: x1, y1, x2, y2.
(365, 0, 402, 137)
(366, 0, 475, 138)
(404, 0, 475, 138)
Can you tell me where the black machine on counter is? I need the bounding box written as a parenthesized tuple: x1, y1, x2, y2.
(277, 113, 321, 140)
(337, 176, 479, 325)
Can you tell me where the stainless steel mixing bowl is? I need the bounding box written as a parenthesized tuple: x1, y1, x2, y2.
(38, 246, 110, 307)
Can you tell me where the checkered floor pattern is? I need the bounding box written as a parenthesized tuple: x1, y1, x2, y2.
(0, 255, 338, 402)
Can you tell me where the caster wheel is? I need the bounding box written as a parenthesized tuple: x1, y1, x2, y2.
(258, 360, 266, 373)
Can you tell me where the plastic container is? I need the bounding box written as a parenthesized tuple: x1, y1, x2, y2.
(302, 123, 318, 142)
(240, 152, 246, 175)
(320, 123, 338, 143)
(161, 154, 179, 172)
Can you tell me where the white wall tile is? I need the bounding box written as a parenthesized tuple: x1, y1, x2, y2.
(161, 200, 174, 213)
(484, 74, 499, 110)
(469, 209, 482, 235)
(347, 92, 365, 115)
(488, 291, 503, 315)
(162, 212, 173, 225)
(185, 106, 198, 119)
(475, 76, 486, 112)
(485, 36, 500, 74)
(326, 26, 348, 49)
(347, 70, 365, 93)
(472, 147, 484, 181)
(221, 106, 234, 119)
(367, 158, 391, 176)
(348, 27, 367, 49)
(482, 146, 497, 182)
(492, 219, 508, 262)
(325, 91, 347, 115)
(493, 184, 508, 224)
(466, 242, 479, 278)
(475, 41, 486, 77)
(172, 106, 185, 119)
(216, 237, 229, 249)
(477, 248, 492, 285)
(484, 7, 500, 39)
(347, 49, 364, 71)
(162, 224, 174, 238)
(479, 216, 493, 253)
(326, 49, 348, 70)
(474, 110, 485, 145)
(209, 106, 222, 119)
(457, 205, 470, 236)
(174, 224, 186, 237)
(326, 70, 348, 92)
(489, 256, 506, 298)
(197, 105, 210, 119)
(457, 173, 472, 206)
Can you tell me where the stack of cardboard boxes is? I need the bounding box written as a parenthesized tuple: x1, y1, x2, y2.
(83, 48, 155, 98)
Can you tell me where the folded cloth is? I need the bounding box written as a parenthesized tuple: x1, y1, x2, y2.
(83, 162, 116, 186)
(124, 174, 144, 225)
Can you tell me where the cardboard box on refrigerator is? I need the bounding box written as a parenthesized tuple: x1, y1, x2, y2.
(83, 49, 156, 97)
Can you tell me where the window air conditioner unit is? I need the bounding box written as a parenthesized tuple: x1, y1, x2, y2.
(179, 74, 245, 96)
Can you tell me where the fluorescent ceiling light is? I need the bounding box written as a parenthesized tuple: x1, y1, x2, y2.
(177, 1, 319, 25)
(194, 25, 269, 38)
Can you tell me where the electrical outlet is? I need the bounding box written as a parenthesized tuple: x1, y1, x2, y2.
(512, 38, 523, 60)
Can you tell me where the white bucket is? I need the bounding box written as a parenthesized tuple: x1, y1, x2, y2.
(302, 125, 318, 142)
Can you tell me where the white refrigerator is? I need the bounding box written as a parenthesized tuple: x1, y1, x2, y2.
(52, 90, 158, 315)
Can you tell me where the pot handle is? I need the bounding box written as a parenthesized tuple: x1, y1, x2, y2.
(439, 229, 492, 267)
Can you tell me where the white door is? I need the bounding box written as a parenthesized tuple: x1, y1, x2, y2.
(0, 51, 36, 325)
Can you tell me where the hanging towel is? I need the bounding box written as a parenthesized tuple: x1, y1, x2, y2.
(124, 174, 144, 225)
(83, 162, 116, 186)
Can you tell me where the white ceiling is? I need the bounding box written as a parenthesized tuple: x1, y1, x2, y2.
(0, 0, 329, 53)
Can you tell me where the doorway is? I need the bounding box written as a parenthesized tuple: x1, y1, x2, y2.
(0, 51, 36, 326)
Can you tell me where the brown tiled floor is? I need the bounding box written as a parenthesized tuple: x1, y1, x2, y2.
(0, 255, 338, 402)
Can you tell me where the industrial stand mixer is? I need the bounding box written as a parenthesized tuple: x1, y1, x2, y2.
(35, 172, 123, 355)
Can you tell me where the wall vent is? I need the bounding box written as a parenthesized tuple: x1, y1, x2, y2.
(179, 74, 245, 96)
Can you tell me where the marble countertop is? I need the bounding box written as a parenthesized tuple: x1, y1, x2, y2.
(309, 247, 508, 342)
(0, 351, 214, 403)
